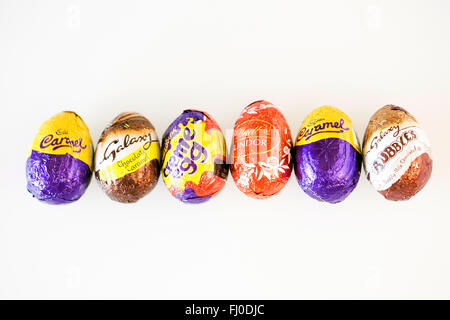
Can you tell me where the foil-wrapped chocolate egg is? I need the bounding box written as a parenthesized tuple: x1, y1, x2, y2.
(294, 105, 362, 203)
(161, 109, 228, 203)
(26, 111, 93, 204)
(231, 100, 292, 199)
(363, 105, 432, 201)
(94, 112, 161, 203)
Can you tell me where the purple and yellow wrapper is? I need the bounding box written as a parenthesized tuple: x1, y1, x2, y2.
(26, 111, 93, 204)
(161, 110, 228, 203)
(294, 106, 361, 203)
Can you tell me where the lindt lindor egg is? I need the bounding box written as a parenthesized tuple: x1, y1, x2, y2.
(363, 105, 432, 201)
(26, 111, 93, 204)
(294, 105, 362, 203)
(161, 109, 228, 203)
(231, 100, 292, 199)
(94, 112, 161, 203)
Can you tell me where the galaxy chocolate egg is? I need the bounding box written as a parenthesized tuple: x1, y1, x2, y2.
(161, 109, 228, 203)
(231, 100, 292, 199)
(294, 105, 362, 203)
(94, 112, 161, 203)
(363, 105, 432, 201)
(26, 111, 93, 204)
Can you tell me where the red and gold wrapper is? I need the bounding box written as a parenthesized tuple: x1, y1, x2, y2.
(231, 100, 292, 199)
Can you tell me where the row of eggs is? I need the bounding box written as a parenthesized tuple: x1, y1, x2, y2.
(26, 101, 433, 204)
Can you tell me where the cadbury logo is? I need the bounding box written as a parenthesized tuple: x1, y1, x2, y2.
(103, 133, 152, 163)
(297, 118, 349, 142)
(56, 129, 68, 135)
(163, 126, 208, 179)
(40, 133, 86, 153)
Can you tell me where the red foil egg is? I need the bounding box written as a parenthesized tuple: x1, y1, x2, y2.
(231, 100, 292, 199)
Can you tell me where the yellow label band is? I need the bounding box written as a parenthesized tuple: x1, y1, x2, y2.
(162, 120, 225, 189)
(30, 111, 93, 169)
(295, 105, 361, 153)
(97, 141, 160, 181)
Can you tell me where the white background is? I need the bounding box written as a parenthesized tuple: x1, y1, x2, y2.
(0, 0, 449, 299)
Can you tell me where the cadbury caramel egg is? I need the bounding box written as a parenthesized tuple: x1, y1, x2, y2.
(26, 111, 93, 204)
(94, 112, 161, 203)
(294, 105, 362, 203)
(161, 109, 228, 203)
(363, 105, 432, 201)
(230, 100, 292, 199)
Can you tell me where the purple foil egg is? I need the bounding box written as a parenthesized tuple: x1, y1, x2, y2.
(26, 151, 92, 204)
(294, 106, 362, 204)
(26, 111, 93, 204)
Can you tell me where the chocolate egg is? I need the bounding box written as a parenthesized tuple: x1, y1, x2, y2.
(294, 105, 362, 203)
(161, 109, 228, 203)
(363, 105, 432, 201)
(94, 112, 160, 203)
(26, 111, 93, 204)
(231, 100, 292, 199)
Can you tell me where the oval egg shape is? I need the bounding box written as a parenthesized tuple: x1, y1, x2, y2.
(94, 112, 161, 203)
(26, 111, 93, 204)
(231, 100, 292, 199)
(294, 105, 362, 203)
(363, 105, 432, 201)
(161, 109, 228, 203)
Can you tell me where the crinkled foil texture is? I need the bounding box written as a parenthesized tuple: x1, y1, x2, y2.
(96, 159, 160, 203)
(230, 101, 292, 199)
(379, 153, 432, 201)
(363, 105, 432, 201)
(26, 150, 92, 204)
(162, 110, 228, 204)
(294, 138, 361, 203)
(95, 112, 160, 203)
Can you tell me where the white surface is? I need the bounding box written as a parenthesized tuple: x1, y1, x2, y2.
(0, 0, 449, 299)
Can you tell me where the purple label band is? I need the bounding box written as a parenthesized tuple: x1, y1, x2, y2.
(26, 150, 92, 204)
(174, 187, 211, 204)
(294, 138, 361, 204)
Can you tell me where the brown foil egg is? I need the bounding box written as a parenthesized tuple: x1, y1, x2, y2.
(94, 112, 161, 203)
(362, 105, 432, 201)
